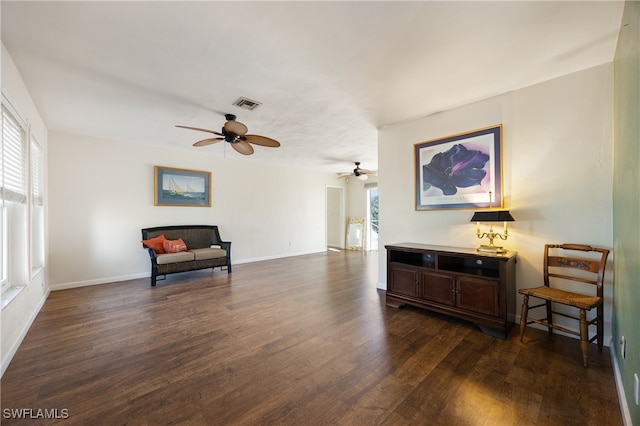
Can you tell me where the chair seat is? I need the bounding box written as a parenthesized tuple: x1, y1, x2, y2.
(519, 286, 601, 310)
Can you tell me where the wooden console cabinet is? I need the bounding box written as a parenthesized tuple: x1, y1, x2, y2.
(385, 243, 517, 339)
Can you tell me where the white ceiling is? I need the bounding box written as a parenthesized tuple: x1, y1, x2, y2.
(1, 1, 624, 174)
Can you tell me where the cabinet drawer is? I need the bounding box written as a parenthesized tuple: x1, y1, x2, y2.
(421, 271, 455, 306)
(389, 265, 419, 297)
(456, 276, 500, 317)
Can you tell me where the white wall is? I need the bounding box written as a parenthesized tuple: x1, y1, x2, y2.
(1, 44, 50, 374)
(48, 132, 345, 288)
(346, 178, 371, 219)
(378, 64, 614, 343)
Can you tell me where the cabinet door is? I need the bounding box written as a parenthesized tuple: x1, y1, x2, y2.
(420, 271, 455, 306)
(456, 276, 499, 317)
(389, 264, 420, 298)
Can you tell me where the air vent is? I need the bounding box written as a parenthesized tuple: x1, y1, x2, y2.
(233, 97, 261, 111)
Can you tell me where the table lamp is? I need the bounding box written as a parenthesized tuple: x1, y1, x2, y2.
(470, 210, 515, 253)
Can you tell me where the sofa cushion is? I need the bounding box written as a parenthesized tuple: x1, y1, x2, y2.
(163, 238, 187, 253)
(156, 251, 195, 264)
(189, 248, 227, 260)
(142, 234, 166, 254)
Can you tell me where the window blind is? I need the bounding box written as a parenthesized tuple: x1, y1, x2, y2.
(1, 105, 27, 204)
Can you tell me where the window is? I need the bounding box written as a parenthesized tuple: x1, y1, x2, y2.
(1, 102, 29, 290)
(366, 186, 379, 251)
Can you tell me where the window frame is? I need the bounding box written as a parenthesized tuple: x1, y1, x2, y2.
(1, 97, 30, 292)
(30, 135, 45, 277)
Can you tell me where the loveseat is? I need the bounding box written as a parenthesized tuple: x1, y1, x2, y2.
(141, 225, 231, 287)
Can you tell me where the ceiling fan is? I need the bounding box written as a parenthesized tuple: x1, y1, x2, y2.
(175, 113, 280, 156)
(337, 162, 377, 181)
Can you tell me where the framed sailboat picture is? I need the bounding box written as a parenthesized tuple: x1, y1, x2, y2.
(154, 166, 211, 207)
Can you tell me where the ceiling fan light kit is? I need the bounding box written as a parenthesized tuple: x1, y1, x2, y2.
(176, 113, 280, 156)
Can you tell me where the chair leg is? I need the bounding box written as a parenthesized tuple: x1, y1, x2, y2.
(579, 309, 589, 367)
(597, 305, 604, 352)
(545, 300, 553, 336)
(519, 295, 529, 342)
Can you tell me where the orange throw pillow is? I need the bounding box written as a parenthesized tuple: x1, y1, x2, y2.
(163, 238, 187, 253)
(142, 234, 166, 254)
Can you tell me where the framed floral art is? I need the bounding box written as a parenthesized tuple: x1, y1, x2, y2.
(414, 125, 502, 210)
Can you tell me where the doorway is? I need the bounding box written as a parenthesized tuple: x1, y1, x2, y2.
(326, 186, 344, 250)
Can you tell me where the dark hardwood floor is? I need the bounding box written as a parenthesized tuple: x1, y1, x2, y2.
(1, 250, 622, 425)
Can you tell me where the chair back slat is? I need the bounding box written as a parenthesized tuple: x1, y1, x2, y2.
(547, 256, 602, 273)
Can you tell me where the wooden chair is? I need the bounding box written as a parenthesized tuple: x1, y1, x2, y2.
(519, 244, 609, 367)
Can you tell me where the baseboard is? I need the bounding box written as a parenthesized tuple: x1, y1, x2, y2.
(1, 288, 50, 377)
(609, 340, 633, 426)
(50, 272, 149, 291)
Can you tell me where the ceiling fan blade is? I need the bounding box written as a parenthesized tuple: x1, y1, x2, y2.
(358, 168, 373, 174)
(243, 134, 281, 148)
(176, 125, 223, 136)
(224, 120, 248, 136)
(337, 173, 351, 179)
(231, 140, 254, 155)
(193, 137, 224, 147)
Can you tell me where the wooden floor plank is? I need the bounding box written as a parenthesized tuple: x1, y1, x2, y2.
(1, 250, 622, 425)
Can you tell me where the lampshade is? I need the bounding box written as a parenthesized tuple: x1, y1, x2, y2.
(470, 210, 515, 222)
(355, 174, 368, 181)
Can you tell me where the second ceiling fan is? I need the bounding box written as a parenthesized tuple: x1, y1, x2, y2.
(337, 162, 377, 180)
(176, 114, 280, 156)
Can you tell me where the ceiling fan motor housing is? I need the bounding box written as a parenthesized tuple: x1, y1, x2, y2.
(224, 133, 238, 143)
(222, 114, 241, 142)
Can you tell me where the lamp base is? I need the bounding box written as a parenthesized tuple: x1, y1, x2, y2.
(477, 244, 507, 254)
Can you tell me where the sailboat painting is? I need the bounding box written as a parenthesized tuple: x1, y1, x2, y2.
(154, 166, 211, 207)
